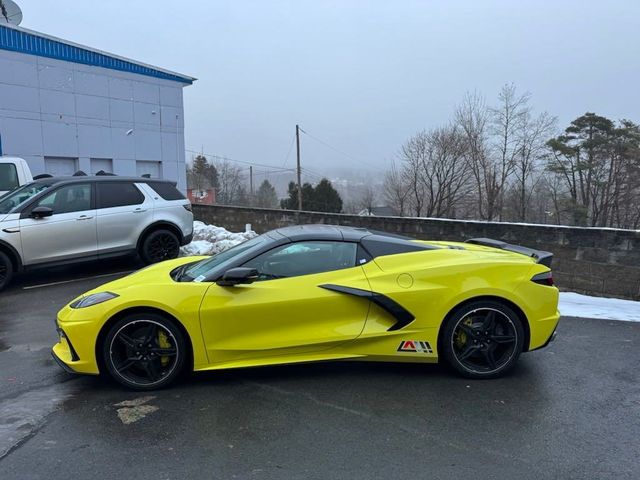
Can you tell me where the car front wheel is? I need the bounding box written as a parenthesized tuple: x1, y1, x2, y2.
(441, 300, 525, 379)
(102, 313, 187, 390)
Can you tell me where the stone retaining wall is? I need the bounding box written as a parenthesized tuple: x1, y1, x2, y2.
(193, 204, 640, 300)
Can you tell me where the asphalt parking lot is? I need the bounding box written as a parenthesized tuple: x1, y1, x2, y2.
(0, 264, 639, 480)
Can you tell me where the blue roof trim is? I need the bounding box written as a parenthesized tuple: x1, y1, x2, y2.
(0, 25, 193, 84)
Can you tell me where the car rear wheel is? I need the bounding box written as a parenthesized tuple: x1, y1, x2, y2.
(102, 314, 186, 390)
(0, 251, 14, 292)
(140, 229, 180, 264)
(441, 300, 525, 379)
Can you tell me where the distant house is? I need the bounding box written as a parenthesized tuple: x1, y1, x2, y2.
(0, 22, 195, 191)
(357, 206, 398, 217)
(188, 188, 216, 205)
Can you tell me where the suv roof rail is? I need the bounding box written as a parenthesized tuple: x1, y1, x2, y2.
(95, 170, 117, 176)
(33, 173, 53, 180)
(72, 170, 87, 176)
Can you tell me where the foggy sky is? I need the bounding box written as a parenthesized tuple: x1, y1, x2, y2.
(19, 0, 640, 177)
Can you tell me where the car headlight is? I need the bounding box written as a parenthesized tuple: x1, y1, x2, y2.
(69, 292, 119, 309)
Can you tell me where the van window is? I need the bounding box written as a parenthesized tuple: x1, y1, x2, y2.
(0, 163, 19, 191)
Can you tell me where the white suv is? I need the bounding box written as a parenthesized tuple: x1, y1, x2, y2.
(0, 176, 193, 290)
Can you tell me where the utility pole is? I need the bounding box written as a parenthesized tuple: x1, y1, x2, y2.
(296, 124, 302, 210)
(249, 166, 254, 198)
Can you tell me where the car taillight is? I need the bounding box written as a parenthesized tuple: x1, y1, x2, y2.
(183, 203, 192, 212)
(531, 271, 554, 286)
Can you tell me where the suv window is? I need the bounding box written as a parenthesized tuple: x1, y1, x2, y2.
(36, 184, 92, 214)
(97, 182, 144, 209)
(147, 182, 185, 200)
(0, 163, 19, 191)
(243, 241, 358, 280)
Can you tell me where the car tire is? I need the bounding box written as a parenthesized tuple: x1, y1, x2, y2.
(140, 229, 180, 265)
(0, 251, 14, 292)
(441, 300, 525, 379)
(102, 313, 187, 390)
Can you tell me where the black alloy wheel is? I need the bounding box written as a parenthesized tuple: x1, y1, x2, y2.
(0, 251, 13, 292)
(103, 314, 186, 390)
(441, 301, 524, 379)
(141, 229, 180, 264)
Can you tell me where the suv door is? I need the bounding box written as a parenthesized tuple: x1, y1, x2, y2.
(95, 181, 154, 255)
(19, 183, 97, 265)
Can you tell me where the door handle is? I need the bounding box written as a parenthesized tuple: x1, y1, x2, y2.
(76, 215, 93, 221)
(133, 208, 148, 213)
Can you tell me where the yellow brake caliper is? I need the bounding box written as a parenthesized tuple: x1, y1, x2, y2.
(455, 318, 474, 348)
(158, 330, 171, 367)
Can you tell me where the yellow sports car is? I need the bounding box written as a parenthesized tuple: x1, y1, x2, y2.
(52, 225, 559, 390)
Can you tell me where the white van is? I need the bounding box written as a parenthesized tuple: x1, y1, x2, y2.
(0, 157, 33, 197)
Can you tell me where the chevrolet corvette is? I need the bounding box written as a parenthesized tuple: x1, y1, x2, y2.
(52, 224, 560, 390)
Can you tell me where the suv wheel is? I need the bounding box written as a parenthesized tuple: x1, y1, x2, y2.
(140, 229, 180, 264)
(0, 251, 14, 291)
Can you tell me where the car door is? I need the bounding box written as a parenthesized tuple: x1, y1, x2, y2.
(95, 181, 153, 255)
(198, 241, 372, 364)
(19, 182, 97, 265)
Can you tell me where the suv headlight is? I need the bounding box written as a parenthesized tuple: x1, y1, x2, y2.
(69, 292, 119, 309)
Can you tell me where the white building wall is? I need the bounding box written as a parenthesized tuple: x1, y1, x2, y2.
(0, 48, 188, 191)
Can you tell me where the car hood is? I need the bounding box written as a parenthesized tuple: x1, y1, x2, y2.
(74, 256, 208, 299)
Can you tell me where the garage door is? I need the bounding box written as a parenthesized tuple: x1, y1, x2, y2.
(136, 160, 162, 178)
(44, 157, 78, 176)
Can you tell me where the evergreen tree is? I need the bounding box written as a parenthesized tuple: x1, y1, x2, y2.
(188, 155, 219, 191)
(255, 180, 279, 208)
(312, 178, 343, 213)
(281, 181, 314, 209)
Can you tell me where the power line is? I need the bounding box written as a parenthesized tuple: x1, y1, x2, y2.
(186, 148, 297, 173)
(298, 128, 385, 172)
(281, 133, 296, 169)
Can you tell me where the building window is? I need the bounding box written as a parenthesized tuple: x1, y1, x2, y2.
(90, 158, 113, 175)
(44, 157, 78, 176)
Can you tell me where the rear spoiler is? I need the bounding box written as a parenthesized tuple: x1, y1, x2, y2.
(465, 238, 553, 268)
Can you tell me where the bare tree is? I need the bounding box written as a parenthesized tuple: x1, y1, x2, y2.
(419, 125, 470, 217)
(383, 161, 410, 216)
(357, 185, 377, 215)
(399, 133, 428, 216)
(455, 92, 495, 220)
(215, 159, 245, 205)
(512, 111, 557, 221)
(489, 84, 532, 219)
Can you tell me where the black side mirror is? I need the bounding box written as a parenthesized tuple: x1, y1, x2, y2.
(31, 206, 53, 219)
(216, 267, 259, 287)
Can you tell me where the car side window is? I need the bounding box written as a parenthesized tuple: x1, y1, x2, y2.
(35, 184, 92, 214)
(243, 241, 358, 281)
(97, 182, 145, 209)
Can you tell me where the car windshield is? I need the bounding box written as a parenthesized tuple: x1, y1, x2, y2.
(180, 234, 270, 282)
(0, 182, 51, 214)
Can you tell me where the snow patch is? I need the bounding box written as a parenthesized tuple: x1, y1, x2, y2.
(559, 292, 640, 322)
(180, 221, 257, 256)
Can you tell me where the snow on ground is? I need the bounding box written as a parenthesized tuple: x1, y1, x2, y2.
(559, 292, 640, 322)
(179, 222, 639, 322)
(179, 221, 257, 256)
